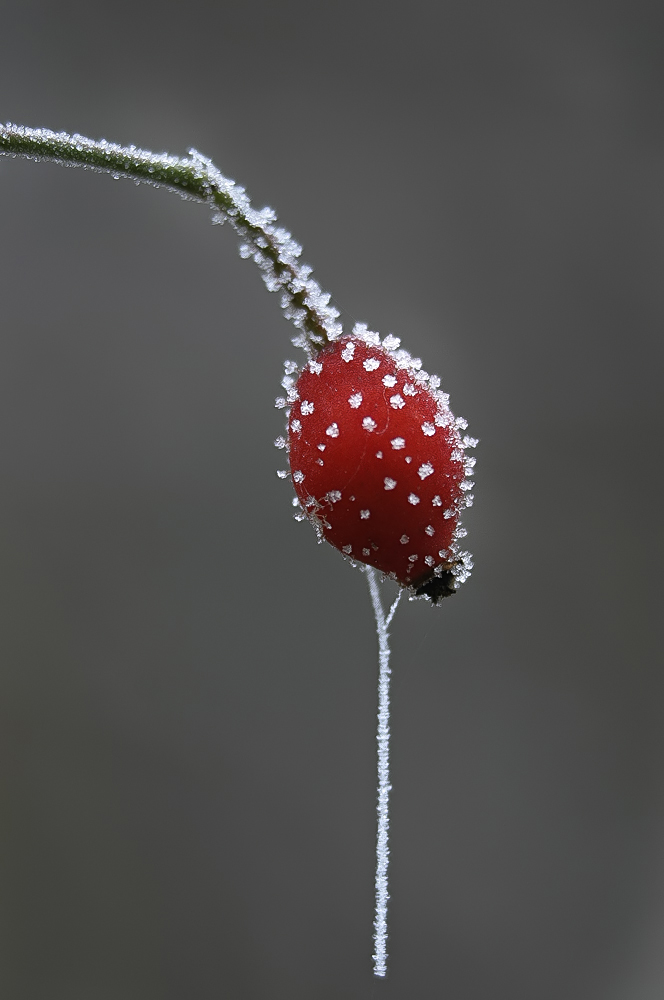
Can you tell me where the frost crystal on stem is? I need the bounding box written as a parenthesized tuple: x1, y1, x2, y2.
(365, 566, 402, 978)
(0, 123, 342, 353)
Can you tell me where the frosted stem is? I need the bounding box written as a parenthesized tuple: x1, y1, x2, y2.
(0, 122, 342, 351)
(365, 566, 402, 978)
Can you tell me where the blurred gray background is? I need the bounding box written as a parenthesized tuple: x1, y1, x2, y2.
(1, 1, 662, 997)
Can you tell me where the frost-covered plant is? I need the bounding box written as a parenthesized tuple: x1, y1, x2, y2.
(0, 123, 475, 978)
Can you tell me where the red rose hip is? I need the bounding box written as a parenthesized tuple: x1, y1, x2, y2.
(279, 327, 475, 601)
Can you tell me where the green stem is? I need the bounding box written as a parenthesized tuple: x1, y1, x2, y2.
(0, 122, 342, 352)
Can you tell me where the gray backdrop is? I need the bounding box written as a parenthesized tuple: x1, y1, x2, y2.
(1, 1, 662, 997)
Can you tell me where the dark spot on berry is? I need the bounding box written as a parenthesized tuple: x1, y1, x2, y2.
(414, 568, 457, 604)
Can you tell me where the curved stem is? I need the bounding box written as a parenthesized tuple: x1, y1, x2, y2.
(365, 566, 402, 978)
(0, 122, 342, 352)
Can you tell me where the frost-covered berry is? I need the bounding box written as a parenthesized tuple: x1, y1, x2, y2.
(283, 329, 475, 601)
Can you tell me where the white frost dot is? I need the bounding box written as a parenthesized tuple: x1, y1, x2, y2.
(363, 357, 381, 371)
(384, 477, 397, 491)
(291, 419, 302, 433)
(362, 547, 371, 556)
(428, 375, 441, 389)
(353, 323, 381, 346)
(408, 554, 418, 562)
(390, 437, 405, 450)
(274, 436, 287, 449)
(425, 525, 435, 536)
(348, 392, 363, 409)
(360, 509, 370, 519)
(400, 534, 409, 544)
(275, 397, 287, 409)
(301, 400, 315, 415)
(362, 416, 377, 431)
(277, 470, 289, 479)
(390, 394, 405, 409)
(382, 374, 397, 388)
(342, 544, 352, 554)
(408, 493, 420, 505)
(375, 451, 383, 458)
(418, 462, 434, 479)
(421, 422, 435, 436)
(326, 423, 339, 438)
(308, 359, 323, 375)
(383, 334, 401, 351)
(317, 458, 324, 466)
(317, 443, 326, 451)
(432, 495, 443, 506)
(424, 555, 435, 567)
(327, 490, 342, 503)
(403, 383, 417, 397)
(405, 456, 412, 463)
(341, 342, 356, 362)
(293, 470, 305, 483)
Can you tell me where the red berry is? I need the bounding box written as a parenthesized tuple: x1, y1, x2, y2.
(278, 329, 475, 600)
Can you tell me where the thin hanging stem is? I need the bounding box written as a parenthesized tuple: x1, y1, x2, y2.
(365, 566, 402, 978)
(0, 122, 342, 352)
